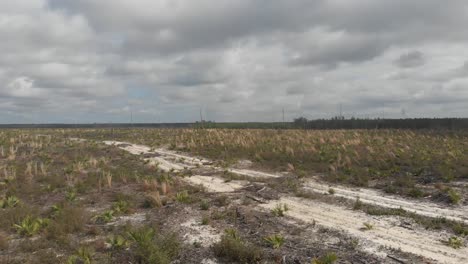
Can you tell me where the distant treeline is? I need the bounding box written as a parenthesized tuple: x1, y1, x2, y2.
(198, 118, 468, 130)
(290, 117, 468, 130)
(1, 118, 468, 130)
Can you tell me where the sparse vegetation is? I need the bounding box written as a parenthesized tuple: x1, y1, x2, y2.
(126, 226, 180, 264)
(444, 236, 464, 249)
(264, 234, 285, 249)
(1, 128, 467, 263)
(175, 190, 191, 203)
(362, 222, 374, 231)
(271, 203, 289, 217)
(213, 229, 263, 263)
(14, 216, 49, 237)
(312, 252, 338, 264)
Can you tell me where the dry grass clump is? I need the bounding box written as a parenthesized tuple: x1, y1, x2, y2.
(213, 228, 263, 263)
(46, 206, 90, 239)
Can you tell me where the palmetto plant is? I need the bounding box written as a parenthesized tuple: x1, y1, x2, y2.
(127, 226, 155, 245)
(95, 210, 114, 223)
(67, 246, 94, 264)
(0, 195, 20, 208)
(271, 203, 289, 217)
(14, 216, 49, 236)
(312, 252, 338, 264)
(112, 200, 130, 214)
(65, 189, 77, 202)
(108, 235, 129, 250)
(264, 234, 285, 249)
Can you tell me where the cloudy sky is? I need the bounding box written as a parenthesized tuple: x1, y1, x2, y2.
(1, 0, 468, 123)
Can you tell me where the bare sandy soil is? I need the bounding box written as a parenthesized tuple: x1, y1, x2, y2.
(103, 140, 468, 264)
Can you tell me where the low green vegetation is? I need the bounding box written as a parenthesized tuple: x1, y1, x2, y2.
(264, 234, 285, 249)
(271, 203, 289, 217)
(444, 236, 464, 249)
(213, 229, 263, 263)
(312, 252, 338, 264)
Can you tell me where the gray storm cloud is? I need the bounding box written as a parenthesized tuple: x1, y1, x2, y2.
(1, 0, 468, 123)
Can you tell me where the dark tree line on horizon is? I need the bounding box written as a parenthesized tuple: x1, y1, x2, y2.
(291, 117, 468, 130)
(1, 117, 468, 130)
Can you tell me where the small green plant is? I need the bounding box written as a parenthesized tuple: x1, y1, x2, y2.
(51, 204, 62, 216)
(175, 191, 190, 203)
(112, 200, 130, 215)
(264, 234, 285, 249)
(67, 246, 94, 264)
(201, 215, 210, 225)
(362, 222, 374, 231)
(200, 200, 210, 210)
(353, 197, 363, 210)
(444, 236, 464, 249)
(271, 203, 289, 217)
(328, 188, 335, 195)
(1, 196, 20, 208)
(95, 210, 114, 223)
(128, 226, 156, 245)
(65, 189, 77, 202)
(126, 226, 180, 264)
(14, 216, 49, 237)
(213, 229, 263, 263)
(224, 228, 241, 241)
(312, 252, 338, 264)
(447, 189, 461, 204)
(108, 235, 129, 250)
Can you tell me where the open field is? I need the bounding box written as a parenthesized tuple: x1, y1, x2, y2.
(0, 128, 467, 263)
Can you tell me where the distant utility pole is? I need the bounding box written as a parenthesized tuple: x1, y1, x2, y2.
(130, 110, 133, 127)
(199, 107, 203, 122)
(199, 107, 204, 129)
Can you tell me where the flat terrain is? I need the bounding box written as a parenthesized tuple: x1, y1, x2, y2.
(0, 129, 467, 263)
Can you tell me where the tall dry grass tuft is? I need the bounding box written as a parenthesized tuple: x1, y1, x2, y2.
(104, 172, 112, 188)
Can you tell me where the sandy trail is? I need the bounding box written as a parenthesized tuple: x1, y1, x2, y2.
(260, 197, 468, 264)
(103, 140, 468, 263)
(304, 180, 468, 224)
(185, 175, 248, 193)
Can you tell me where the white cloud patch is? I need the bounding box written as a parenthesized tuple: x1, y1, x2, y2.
(1, 0, 468, 122)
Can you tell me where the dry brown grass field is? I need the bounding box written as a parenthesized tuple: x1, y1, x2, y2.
(0, 128, 467, 263)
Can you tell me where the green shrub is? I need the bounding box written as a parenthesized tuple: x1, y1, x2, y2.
(200, 200, 210, 210)
(213, 229, 263, 263)
(94, 210, 114, 224)
(0, 195, 20, 208)
(112, 200, 131, 215)
(362, 222, 374, 231)
(14, 216, 49, 237)
(67, 246, 94, 264)
(444, 236, 464, 249)
(264, 234, 285, 249)
(127, 226, 180, 264)
(65, 189, 77, 202)
(271, 203, 289, 217)
(312, 252, 338, 264)
(447, 189, 461, 204)
(107, 235, 129, 250)
(175, 191, 191, 203)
